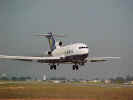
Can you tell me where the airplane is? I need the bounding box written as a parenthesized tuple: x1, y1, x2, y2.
(0, 32, 120, 71)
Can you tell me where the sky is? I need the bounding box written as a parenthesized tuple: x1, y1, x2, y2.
(0, 0, 132, 80)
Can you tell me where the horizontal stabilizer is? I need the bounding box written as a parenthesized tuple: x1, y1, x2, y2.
(33, 32, 65, 38)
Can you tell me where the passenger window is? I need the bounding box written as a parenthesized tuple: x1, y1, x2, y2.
(65, 50, 73, 54)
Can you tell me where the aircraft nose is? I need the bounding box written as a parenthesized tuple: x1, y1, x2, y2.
(85, 46, 89, 53)
(80, 47, 89, 54)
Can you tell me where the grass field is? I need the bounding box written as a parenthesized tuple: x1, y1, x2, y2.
(0, 81, 133, 100)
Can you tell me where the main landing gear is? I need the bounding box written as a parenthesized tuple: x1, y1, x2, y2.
(49, 64, 56, 70)
(49, 64, 80, 71)
(72, 64, 79, 71)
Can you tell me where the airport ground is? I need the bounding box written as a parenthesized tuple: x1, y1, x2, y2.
(0, 81, 133, 100)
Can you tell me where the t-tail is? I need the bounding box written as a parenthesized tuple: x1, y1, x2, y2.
(47, 32, 56, 51)
(35, 32, 65, 51)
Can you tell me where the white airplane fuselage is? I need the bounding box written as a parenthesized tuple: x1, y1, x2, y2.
(50, 43, 89, 64)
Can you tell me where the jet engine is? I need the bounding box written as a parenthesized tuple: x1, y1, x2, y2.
(48, 51, 52, 55)
(44, 51, 52, 56)
(59, 41, 62, 46)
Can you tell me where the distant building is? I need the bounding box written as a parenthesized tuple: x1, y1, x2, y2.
(88, 80, 101, 83)
(1, 73, 7, 77)
(104, 80, 112, 84)
(93, 80, 101, 83)
(130, 81, 133, 84)
(124, 81, 133, 85)
(80, 80, 87, 83)
(0, 73, 9, 80)
(52, 80, 61, 83)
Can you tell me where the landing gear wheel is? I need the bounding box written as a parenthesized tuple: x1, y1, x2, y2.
(72, 65, 79, 71)
(50, 64, 56, 70)
(72, 65, 75, 70)
(50, 65, 53, 70)
(53, 65, 56, 70)
(75, 65, 79, 70)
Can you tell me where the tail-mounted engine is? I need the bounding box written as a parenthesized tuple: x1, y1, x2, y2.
(59, 41, 62, 46)
(55, 41, 63, 48)
(48, 51, 52, 56)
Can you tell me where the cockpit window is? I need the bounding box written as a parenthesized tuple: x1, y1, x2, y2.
(79, 46, 88, 49)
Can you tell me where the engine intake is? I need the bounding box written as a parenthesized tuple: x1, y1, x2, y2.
(59, 41, 62, 46)
(48, 51, 52, 55)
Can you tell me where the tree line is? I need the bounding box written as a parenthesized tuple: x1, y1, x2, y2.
(0, 76, 32, 81)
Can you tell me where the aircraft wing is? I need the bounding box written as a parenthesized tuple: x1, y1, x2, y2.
(87, 57, 120, 62)
(0, 55, 60, 62)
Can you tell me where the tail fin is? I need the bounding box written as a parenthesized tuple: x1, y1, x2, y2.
(34, 32, 65, 51)
(47, 32, 56, 51)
